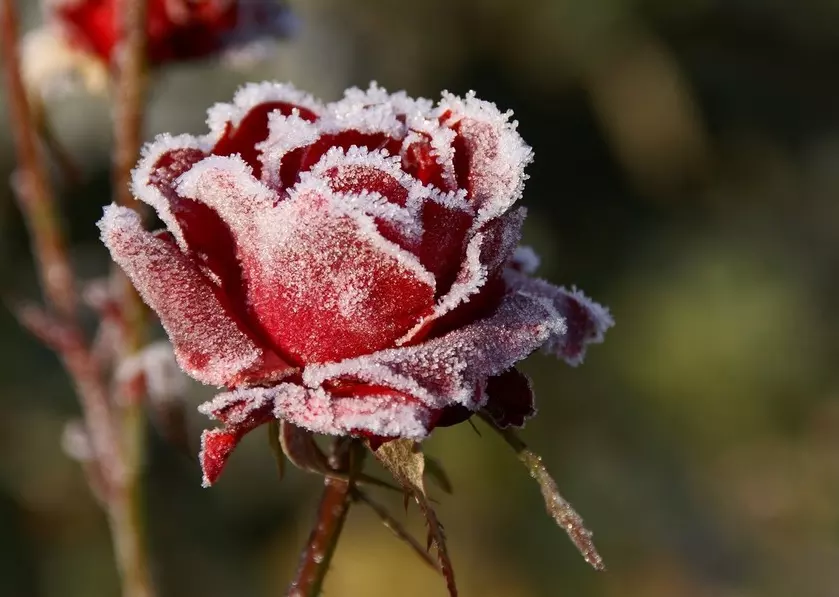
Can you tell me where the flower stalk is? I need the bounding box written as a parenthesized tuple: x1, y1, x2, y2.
(287, 439, 358, 597)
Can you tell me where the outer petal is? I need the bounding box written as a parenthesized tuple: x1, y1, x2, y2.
(438, 91, 534, 223)
(402, 208, 525, 343)
(98, 205, 289, 386)
(198, 383, 432, 484)
(505, 269, 614, 366)
(303, 290, 566, 413)
(483, 368, 536, 428)
(198, 388, 276, 486)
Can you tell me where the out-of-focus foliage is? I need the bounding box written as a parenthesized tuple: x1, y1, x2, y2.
(2, 1, 839, 596)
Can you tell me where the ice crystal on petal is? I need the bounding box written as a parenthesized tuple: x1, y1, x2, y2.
(98, 205, 277, 387)
(305, 291, 566, 413)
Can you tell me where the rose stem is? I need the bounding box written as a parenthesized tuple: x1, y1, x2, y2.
(288, 439, 357, 597)
(478, 412, 606, 571)
(0, 2, 155, 597)
(109, 1, 157, 597)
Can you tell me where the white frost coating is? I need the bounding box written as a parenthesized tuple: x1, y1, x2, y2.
(98, 204, 264, 387)
(175, 154, 275, 242)
(130, 133, 210, 250)
(340, 82, 435, 118)
(321, 83, 413, 138)
(117, 340, 189, 403)
(277, 177, 437, 289)
(206, 81, 323, 141)
(61, 419, 93, 462)
(399, 208, 524, 344)
(437, 90, 534, 223)
(512, 245, 541, 274)
(257, 110, 320, 187)
(303, 146, 424, 242)
(305, 291, 566, 413)
(201, 383, 431, 440)
(400, 228, 488, 344)
(401, 121, 458, 190)
(504, 269, 614, 366)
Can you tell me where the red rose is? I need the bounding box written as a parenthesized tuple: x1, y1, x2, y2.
(98, 82, 613, 486)
(45, 0, 293, 64)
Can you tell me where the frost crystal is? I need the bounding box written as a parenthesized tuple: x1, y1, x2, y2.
(99, 81, 612, 485)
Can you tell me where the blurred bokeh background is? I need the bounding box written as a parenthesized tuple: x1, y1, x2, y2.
(2, 0, 839, 595)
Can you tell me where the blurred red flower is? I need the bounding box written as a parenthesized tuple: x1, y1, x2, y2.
(46, 0, 293, 64)
(99, 82, 613, 485)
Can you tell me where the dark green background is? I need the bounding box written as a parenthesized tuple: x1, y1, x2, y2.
(2, 1, 838, 595)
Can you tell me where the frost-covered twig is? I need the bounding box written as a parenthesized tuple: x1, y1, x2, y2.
(479, 412, 606, 571)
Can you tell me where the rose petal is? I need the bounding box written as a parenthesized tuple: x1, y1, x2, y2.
(438, 91, 534, 223)
(402, 208, 525, 343)
(483, 368, 535, 428)
(505, 270, 614, 366)
(98, 205, 289, 386)
(198, 388, 276, 486)
(244, 180, 437, 364)
(303, 290, 566, 413)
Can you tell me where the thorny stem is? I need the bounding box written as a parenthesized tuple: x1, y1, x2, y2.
(351, 488, 441, 573)
(110, 2, 156, 597)
(479, 412, 606, 571)
(288, 439, 358, 597)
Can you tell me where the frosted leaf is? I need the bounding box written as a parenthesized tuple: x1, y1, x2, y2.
(437, 91, 534, 223)
(98, 205, 285, 387)
(304, 291, 566, 413)
(206, 81, 323, 141)
(117, 340, 189, 403)
(504, 270, 614, 366)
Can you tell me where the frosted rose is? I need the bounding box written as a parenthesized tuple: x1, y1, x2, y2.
(40, 0, 293, 65)
(98, 83, 613, 485)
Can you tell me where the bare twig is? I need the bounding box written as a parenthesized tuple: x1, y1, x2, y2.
(1, 0, 76, 317)
(108, 2, 156, 597)
(479, 412, 606, 571)
(287, 439, 357, 597)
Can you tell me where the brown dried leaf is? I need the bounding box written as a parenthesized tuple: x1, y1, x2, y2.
(279, 421, 330, 474)
(373, 439, 458, 597)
